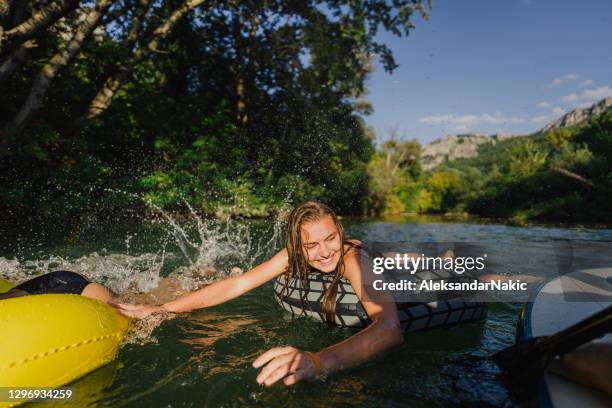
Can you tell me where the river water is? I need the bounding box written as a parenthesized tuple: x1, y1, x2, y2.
(2, 215, 611, 407)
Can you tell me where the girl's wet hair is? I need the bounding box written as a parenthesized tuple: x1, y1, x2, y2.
(283, 200, 355, 324)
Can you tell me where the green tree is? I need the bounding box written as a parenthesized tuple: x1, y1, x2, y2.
(0, 0, 432, 244)
(366, 134, 422, 215)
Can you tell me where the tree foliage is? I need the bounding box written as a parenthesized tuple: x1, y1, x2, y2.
(423, 111, 612, 222)
(0, 0, 430, 242)
(367, 110, 612, 223)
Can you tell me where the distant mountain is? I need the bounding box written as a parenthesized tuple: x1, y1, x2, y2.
(542, 97, 612, 132)
(421, 133, 513, 170)
(421, 97, 612, 171)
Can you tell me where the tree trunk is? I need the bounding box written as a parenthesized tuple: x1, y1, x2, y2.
(0, 0, 79, 53)
(0, 38, 34, 82)
(71, 0, 204, 128)
(72, 66, 129, 127)
(125, 0, 152, 49)
(550, 165, 595, 188)
(145, 0, 205, 56)
(2, 0, 113, 140)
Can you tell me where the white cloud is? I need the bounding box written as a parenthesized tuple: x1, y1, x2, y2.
(578, 79, 594, 88)
(562, 93, 578, 103)
(530, 105, 565, 124)
(418, 113, 525, 127)
(531, 114, 552, 124)
(562, 86, 612, 103)
(552, 106, 565, 116)
(549, 73, 580, 87)
(530, 107, 564, 124)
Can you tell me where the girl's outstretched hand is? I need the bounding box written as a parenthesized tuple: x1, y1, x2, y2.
(111, 302, 166, 319)
(253, 346, 318, 387)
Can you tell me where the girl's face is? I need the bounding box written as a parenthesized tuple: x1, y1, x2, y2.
(300, 215, 342, 273)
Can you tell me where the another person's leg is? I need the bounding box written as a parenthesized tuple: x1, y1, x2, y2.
(0, 288, 29, 300)
(81, 282, 116, 302)
(553, 339, 612, 397)
(12, 271, 116, 302)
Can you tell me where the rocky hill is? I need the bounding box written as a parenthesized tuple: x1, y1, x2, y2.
(542, 97, 612, 132)
(421, 133, 512, 170)
(421, 97, 612, 170)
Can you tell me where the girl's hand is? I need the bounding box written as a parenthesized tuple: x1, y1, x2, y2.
(253, 346, 318, 386)
(111, 302, 167, 319)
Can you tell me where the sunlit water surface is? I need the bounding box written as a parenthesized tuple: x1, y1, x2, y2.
(2, 216, 612, 407)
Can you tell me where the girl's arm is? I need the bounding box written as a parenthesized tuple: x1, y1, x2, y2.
(253, 252, 404, 386)
(116, 249, 288, 318)
(164, 249, 288, 312)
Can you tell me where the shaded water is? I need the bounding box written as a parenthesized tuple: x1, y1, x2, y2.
(3, 216, 612, 407)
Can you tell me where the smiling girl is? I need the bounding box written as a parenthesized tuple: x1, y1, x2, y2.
(116, 201, 403, 386)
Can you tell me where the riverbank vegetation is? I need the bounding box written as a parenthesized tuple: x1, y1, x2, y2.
(372, 111, 612, 224)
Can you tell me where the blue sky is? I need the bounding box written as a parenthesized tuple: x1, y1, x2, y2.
(364, 0, 612, 144)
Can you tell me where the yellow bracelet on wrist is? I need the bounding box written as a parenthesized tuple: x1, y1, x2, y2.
(304, 351, 321, 378)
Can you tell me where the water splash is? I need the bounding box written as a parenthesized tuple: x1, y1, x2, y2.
(0, 252, 167, 293)
(1, 190, 285, 296)
(167, 208, 284, 290)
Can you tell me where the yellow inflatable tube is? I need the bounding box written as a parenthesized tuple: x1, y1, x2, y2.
(0, 279, 131, 407)
(0, 279, 14, 294)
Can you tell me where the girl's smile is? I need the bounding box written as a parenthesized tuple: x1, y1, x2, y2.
(300, 215, 342, 272)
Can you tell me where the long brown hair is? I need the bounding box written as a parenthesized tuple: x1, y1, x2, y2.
(283, 201, 351, 325)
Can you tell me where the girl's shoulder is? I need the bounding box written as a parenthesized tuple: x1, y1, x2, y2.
(345, 239, 362, 248)
(342, 241, 380, 281)
(343, 239, 361, 257)
(270, 248, 289, 268)
(343, 240, 378, 261)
